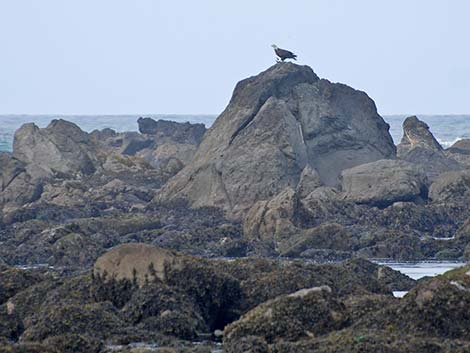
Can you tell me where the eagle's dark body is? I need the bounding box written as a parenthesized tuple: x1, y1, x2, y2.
(273, 47, 297, 61)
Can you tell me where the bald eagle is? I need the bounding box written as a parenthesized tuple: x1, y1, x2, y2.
(271, 44, 297, 62)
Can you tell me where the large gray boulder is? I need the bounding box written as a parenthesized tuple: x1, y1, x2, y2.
(429, 170, 470, 202)
(156, 63, 396, 218)
(13, 119, 98, 178)
(341, 159, 428, 207)
(397, 116, 461, 181)
(446, 139, 470, 168)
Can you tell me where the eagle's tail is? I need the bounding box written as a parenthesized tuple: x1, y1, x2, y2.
(293, 55, 297, 61)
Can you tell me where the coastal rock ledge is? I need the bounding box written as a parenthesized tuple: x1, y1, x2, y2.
(157, 63, 396, 218)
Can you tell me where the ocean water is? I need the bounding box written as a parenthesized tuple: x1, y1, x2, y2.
(0, 114, 469, 152)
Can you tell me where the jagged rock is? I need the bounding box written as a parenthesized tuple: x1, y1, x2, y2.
(298, 186, 357, 227)
(296, 165, 322, 199)
(0, 153, 43, 210)
(137, 118, 206, 145)
(13, 120, 99, 178)
(280, 223, 357, 257)
(157, 63, 395, 218)
(93, 243, 184, 286)
(341, 159, 428, 207)
(138, 142, 198, 173)
(429, 170, 470, 202)
(243, 187, 298, 249)
(95, 131, 154, 156)
(398, 116, 443, 153)
(91, 118, 204, 174)
(397, 116, 461, 180)
(224, 286, 346, 345)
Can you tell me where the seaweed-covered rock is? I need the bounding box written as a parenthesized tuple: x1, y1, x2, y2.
(42, 334, 103, 353)
(270, 330, 470, 353)
(165, 258, 243, 331)
(121, 282, 207, 339)
(22, 302, 126, 341)
(0, 303, 23, 342)
(280, 223, 356, 257)
(224, 286, 346, 345)
(0, 267, 47, 304)
(394, 266, 470, 339)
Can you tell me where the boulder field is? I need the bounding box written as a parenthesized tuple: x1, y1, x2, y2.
(1, 243, 470, 352)
(0, 62, 470, 351)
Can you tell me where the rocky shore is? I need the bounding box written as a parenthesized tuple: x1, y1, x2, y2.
(1, 63, 470, 352)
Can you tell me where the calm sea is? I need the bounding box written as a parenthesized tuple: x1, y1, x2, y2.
(0, 114, 469, 152)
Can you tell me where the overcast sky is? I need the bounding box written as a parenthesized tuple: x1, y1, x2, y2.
(1, 0, 469, 115)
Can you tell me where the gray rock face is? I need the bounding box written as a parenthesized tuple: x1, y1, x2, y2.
(398, 116, 461, 180)
(91, 118, 206, 174)
(0, 153, 43, 209)
(157, 63, 396, 218)
(137, 118, 206, 145)
(446, 139, 470, 168)
(13, 119, 98, 178)
(341, 159, 428, 207)
(296, 165, 322, 199)
(429, 170, 470, 202)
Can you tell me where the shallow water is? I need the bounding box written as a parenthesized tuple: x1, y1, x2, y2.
(379, 261, 466, 280)
(377, 261, 467, 298)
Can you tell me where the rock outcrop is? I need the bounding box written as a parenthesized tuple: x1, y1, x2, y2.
(446, 139, 470, 168)
(137, 118, 206, 145)
(157, 63, 396, 218)
(93, 243, 184, 286)
(224, 286, 346, 345)
(13, 119, 99, 178)
(429, 170, 470, 203)
(397, 116, 461, 181)
(341, 159, 428, 207)
(398, 116, 443, 153)
(91, 118, 206, 174)
(0, 152, 43, 210)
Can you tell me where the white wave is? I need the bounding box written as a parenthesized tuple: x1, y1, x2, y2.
(437, 137, 464, 148)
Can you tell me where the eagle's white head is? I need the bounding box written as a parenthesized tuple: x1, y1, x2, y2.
(271, 44, 278, 49)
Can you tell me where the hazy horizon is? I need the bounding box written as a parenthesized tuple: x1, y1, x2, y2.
(1, 1, 470, 116)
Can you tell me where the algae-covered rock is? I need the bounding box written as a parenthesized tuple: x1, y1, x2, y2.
(121, 282, 207, 339)
(22, 302, 126, 341)
(224, 286, 346, 345)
